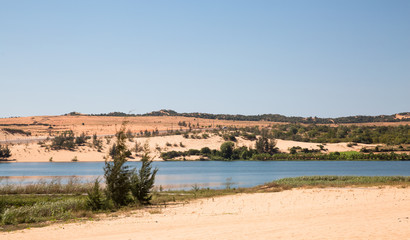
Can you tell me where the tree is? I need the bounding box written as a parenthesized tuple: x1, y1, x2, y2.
(0, 145, 11, 159)
(200, 147, 211, 155)
(130, 142, 158, 205)
(255, 136, 278, 155)
(104, 124, 131, 207)
(220, 141, 235, 159)
(86, 179, 104, 211)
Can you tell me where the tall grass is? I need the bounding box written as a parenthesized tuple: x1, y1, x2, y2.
(1, 198, 86, 225)
(271, 176, 410, 188)
(0, 177, 94, 195)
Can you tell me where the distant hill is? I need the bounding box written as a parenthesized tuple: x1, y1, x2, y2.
(88, 110, 410, 124)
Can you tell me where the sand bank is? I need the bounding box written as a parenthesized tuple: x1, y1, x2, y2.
(5, 134, 375, 162)
(2, 187, 409, 239)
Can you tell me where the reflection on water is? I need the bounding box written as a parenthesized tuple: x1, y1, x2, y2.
(1, 161, 410, 189)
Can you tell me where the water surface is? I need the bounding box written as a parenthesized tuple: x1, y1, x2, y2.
(1, 161, 410, 189)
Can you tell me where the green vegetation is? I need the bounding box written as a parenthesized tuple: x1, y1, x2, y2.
(0, 145, 11, 159)
(103, 124, 133, 207)
(1, 175, 410, 229)
(223, 124, 409, 145)
(220, 141, 235, 159)
(0, 177, 91, 195)
(1, 198, 86, 225)
(130, 143, 158, 205)
(271, 175, 410, 188)
(103, 124, 158, 209)
(91, 109, 410, 124)
(2, 128, 31, 136)
(269, 124, 410, 145)
(86, 179, 105, 211)
(75, 132, 88, 146)
(92, 134, 103, 152)
(0, 179, 92, 227)
(160, 141, 410, 161)
(51, 131, 75, 150)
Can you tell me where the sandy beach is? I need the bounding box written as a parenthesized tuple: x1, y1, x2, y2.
(2, 187, 409, 239)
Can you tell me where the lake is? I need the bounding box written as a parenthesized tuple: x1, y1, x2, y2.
(1, 161, 410, 189)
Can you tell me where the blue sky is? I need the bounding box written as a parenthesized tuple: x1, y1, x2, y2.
(1, 0, 409, 118)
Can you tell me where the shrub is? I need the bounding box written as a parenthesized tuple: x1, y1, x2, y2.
(75, 133, 88, 146)
(255, 136, 278, 155)
(92, 134, 103, 152)
(241, 132, 257, 141)
(86, 179, 105, 211)
(188, 149, 200, 155)
(200, 147, 211, 155)
(0, 145, 11, 159)
(220, 142, 235, 159)
(51, 131, 75, 150)
(134, 142, 143, 154)
(104, 124, 132, 207)
(251, 153, 272, 160)
(223, 134, 237, 142)
(2, 128, 31, 136)
(130, 143, 158, 205)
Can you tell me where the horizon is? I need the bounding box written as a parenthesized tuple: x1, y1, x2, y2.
(2, 109, 409, 119)
(1, 1, 409, 118)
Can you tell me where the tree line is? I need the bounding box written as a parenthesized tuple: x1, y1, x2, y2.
(221, 124, 409, 145)
(85, 109, 410, 124)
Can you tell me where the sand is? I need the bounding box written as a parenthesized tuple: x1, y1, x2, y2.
(4, 134, 376, 162)
(2, 187, 410, 239)
(0, 115, 274, 139)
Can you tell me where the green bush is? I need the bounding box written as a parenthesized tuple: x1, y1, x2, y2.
(200, 147, 211, 155)
(51, 131, 75, 150)
(0, 145, 11, 159)
(104, 125, 132, 207)
(130, 144, 158, 205)
(86, 179, 105, 211)
(220, 142, 235, 159)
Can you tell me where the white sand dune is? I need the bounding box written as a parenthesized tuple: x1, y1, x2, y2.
(3, 187, 410, 239)
(6, 134, 376, 162)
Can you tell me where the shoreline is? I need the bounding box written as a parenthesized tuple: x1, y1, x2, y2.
(2, 158, 410, 163)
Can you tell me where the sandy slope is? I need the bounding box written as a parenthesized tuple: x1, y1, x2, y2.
(5, 134, 375, 162)
(2, 187, 410, 240)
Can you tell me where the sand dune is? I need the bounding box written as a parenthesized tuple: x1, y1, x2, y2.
(2, 187, 410, 239)
(5, 134, 376, 162)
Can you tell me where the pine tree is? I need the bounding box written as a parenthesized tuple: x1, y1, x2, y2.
(130, 142, 158, 205)
(103, 123, 131, 207)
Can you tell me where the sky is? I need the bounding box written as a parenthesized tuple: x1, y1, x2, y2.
(1, 0, 409, 118)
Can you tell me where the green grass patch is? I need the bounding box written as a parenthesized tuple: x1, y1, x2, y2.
(271, 175, 410, 188)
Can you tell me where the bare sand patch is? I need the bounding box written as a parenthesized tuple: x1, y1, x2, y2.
(2, 187, 410, 239)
